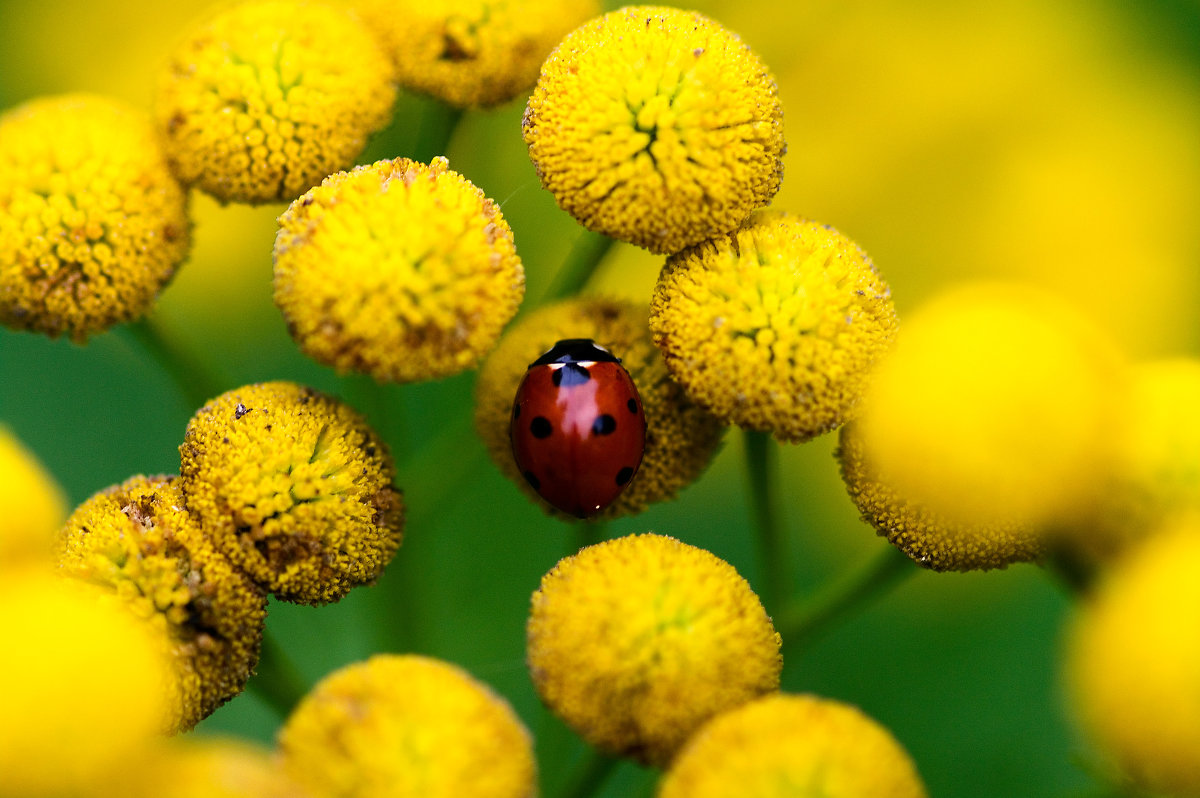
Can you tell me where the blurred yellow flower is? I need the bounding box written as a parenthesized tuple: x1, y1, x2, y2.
(474, 297, 724, 519)
(57, 474, 267, 732)
(0, 424, 67, 567)
(837, 421, 1041, 572)
(0, 93, 190, 342)
(155, 0, 396, 204)
(357, 0, 600, 108)
(524, 5, 784, 254)
(274, 157, 524, 382)
(527, 533, 782, 766)
(130, 737, 308, 798)
(179, 382, 404, 606)
(278, 654, 536, 798)
(651, 212, 897, 443)
(659, 693, 928, 798)
(856, 283, 1126, 529)
(1059, 358, 1200, 563)
(0, 571, 169, 796)
(1065, 520, 1200, 796)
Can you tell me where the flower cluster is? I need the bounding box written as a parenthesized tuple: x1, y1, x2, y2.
(0, 94, 190, 341)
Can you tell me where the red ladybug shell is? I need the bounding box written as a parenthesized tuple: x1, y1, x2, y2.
(510, 339, 646, 518)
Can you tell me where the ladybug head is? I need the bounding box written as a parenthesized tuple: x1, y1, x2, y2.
(530, 338, 621, 367)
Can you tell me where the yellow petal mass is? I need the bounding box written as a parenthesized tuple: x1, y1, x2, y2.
(0, 424, 67, 567)
(274, 157, 525, 383)
(179, 381, 404, 605)
(527, 533, 782, 766)
(651, 211, 898, 442)
(0, 94, 190, 341)
(524, 6, 784, 254)
(278, 654, 536, 798)
(155, 0, 396, 204)
(474, 297, 724, 519)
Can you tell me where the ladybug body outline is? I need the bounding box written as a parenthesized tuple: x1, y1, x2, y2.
(510, 339, 646, 518)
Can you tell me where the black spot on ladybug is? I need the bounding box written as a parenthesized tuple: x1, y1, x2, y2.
(530, 416, 553, 439)
(523, 470, 541, 490)
(552, 362, 591, 388)
(627, 398, 638, 414)
(513, 403, 521, 420)
(592, 414, 616, 435)
(616, 466, 634, 486)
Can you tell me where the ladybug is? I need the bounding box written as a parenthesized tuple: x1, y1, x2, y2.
(510, 338, 646, 518)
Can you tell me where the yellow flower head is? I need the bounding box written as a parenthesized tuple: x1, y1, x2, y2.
(523, 6, 785, 254)
(1059, 358, 1200, 562)
(56, 474, 268, 733)
(274, 157, 525, 382)
(278, 654, 536, 798)
(179, 382, 404, 606)
(155, 0, 396, 204)
(0, 572, 169, 796)
(651, 212, 898, 442)
(357, 0, 600, 108)
(0, 424, 67, 567)
(474, 297, 724, 519)
(0, 94, 190, 342)
(1065, 520, 1200, 796)
(527, 533, 782, 766)
(659, 693, 928, 798)
(132, 738, 308, 798)
(837, 422, 1042, 572)
(856, 283, 1126, 529)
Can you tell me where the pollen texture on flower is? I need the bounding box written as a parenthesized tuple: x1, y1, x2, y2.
(856, 283, 1127, 529)
(526, 533, 782, 766)
(523, 5, 785, 254)
(837, 422, 1042, 572)
(0, 94, 190, 342)
(659, 693, 929, 798)
(0, 424, 67, 567)
(1065, 521, 1200, 796)
(278, 654, 536, 798)
(56, 474, 268, 733)
(357, 0, 600, 108)
(0, 572, 169, 796)
(274, 157, 525, 382)
(178, 381, 404, 606)
(155, 0, 396, 204)
(651, 212, 897, 442)
(474, 297, 724, 519)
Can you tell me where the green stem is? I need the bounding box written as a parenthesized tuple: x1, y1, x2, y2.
(743, 428, 786, 615)
(573, 520, 607, 552)
(557, 749, 620, 798)
(538, 230, 616, 304)
(123, 316, 222, 411)
(412, 100, 464, 163)
(777, 544, 916, 650)
(246, 628, 309, 719)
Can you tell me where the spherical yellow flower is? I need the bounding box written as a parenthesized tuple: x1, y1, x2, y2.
(474, 297, 724, 519)
(357, 0, 600, 108)
(155, 0, 396, 204)
(130, 738, 308, 798)
(527, 533, 782, 766)
(659, 693, 928, 798)
(1065, 520, 1200, 796)
(651, 212, 898, 443)
(856, 283, 1126, 529)
(1060, 358, 1200, 562)
(524, 6, 784, 254)
(837, 422, 1041, 572)
(274, 157, 525, 382)
(278, 654, 536, 798)
(0, 571, 169, 796)
(0, 94, 190, 342)
(179, 382, 404, 605)
(0, 424, 67, 567)
(57, 474, 267, 733)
